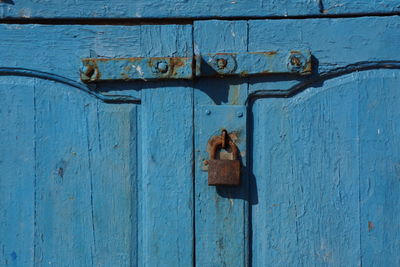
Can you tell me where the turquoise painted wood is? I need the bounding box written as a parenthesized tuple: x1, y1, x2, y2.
(1, 4, 400, 267)
(0, 24, 193, 266)
(248, 17, 400, 267)
(0, 0, 399, 19)
(251, 69, 400, 266)
(194, 20, 249, 267)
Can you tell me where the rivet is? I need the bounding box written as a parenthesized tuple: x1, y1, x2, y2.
(290, 55, 302, 67)
(156, 61, 169, 73)
(216, 58, 228, 70)
(237, 111, 243, 118)
(287, 53, 305, 72)
(80, 64, 97, 82)
(205, 109, 211, 115)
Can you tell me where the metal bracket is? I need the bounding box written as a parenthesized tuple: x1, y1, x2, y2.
(80, 49, 312, 82)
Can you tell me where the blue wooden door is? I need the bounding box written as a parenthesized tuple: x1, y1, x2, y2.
(1, 2, 400, 266)
(193, 17, 400, 267)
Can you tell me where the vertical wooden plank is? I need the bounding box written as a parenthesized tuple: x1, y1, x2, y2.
(194, 20, 249, 267)
(0, 78, 35, 266)
(33, 80, 139, 266)
(86, 102, 138, 266)
(251, 75, 361, 266)
(358, 70, 400, 266)
(34, 80, 96, 266)
(139, 24, 194, 267)
(2, 79, 140, 266)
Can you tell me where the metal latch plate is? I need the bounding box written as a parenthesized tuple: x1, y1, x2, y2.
(80, 49, 311, 82)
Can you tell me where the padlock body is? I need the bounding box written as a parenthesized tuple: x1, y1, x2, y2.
(208, 159, 240, 186)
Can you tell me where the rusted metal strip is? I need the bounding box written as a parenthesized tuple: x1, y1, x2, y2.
(80, 50, 311, 82)
(80, 56, 193, 82)
(196, 50, 312, 77)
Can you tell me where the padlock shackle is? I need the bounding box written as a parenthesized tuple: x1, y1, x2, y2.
(210, 137, 239, 160)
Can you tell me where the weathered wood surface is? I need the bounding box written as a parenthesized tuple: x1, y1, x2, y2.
(194, 20, 249, 267)
(195, 17, 400, 266)
(139, 25, 194, 267)
(252, 69, 400, 267)
(249, 16, 400, 267)
(0, 24, 194, 266)
(1, 14, 400, 267)
(0, 77, 138, 266)
(0, 0, 399, 19)
(248, 16, 400, 93)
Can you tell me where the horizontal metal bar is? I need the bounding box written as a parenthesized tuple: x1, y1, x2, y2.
(80, 50, 311, 82)
(196, 50, 312, 77)
(80, 56, 193, 82)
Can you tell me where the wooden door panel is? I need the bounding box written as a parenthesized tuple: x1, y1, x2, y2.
(251, 69, 400, 266)
(0, 78, 36, 266)
(0, 77, 138, 266)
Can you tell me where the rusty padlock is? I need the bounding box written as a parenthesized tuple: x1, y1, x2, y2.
(208, 137, 241, 186)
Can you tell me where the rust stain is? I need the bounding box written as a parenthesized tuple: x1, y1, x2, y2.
(81, 60, 101, 81)
(82, 56, 191, 81)
(229, 131, 240, 143)
(146, 60, 155, 68)
(120, 72, 130, 81)
(302, 60, 313, 74)
(213, 52, 238, 56)
(169, 57, 187, 76)
(83, 57, 145, 62)
(206, 131, 240, 158)
(368, 221, 374, 232)
(239, 71, 249, 77)
(249, 51, 278, 56)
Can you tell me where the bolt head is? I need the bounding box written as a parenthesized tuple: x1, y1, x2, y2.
(236, 111, 244, 118)
(216, 58, 228, 69)
(211, 55, 237, 74)
(80, 63, 97, 82)
(287, 53, 306, 73)
(156, 61, 169, 73)
(205, 109, 211, 115)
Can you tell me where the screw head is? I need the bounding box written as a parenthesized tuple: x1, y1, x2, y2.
(287, 53, 306, 73)
(236, 111, 244, 118)
(80, 63, 98, 82)
(216, 58, 228, 69)
(156, 61, 169, 73)
(212, 55, 237, 74)
(205, 109, 211, 115)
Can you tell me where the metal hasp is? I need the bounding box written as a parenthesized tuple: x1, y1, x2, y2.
(208, 130, 241, 186)
(80, 49, 312, 82)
